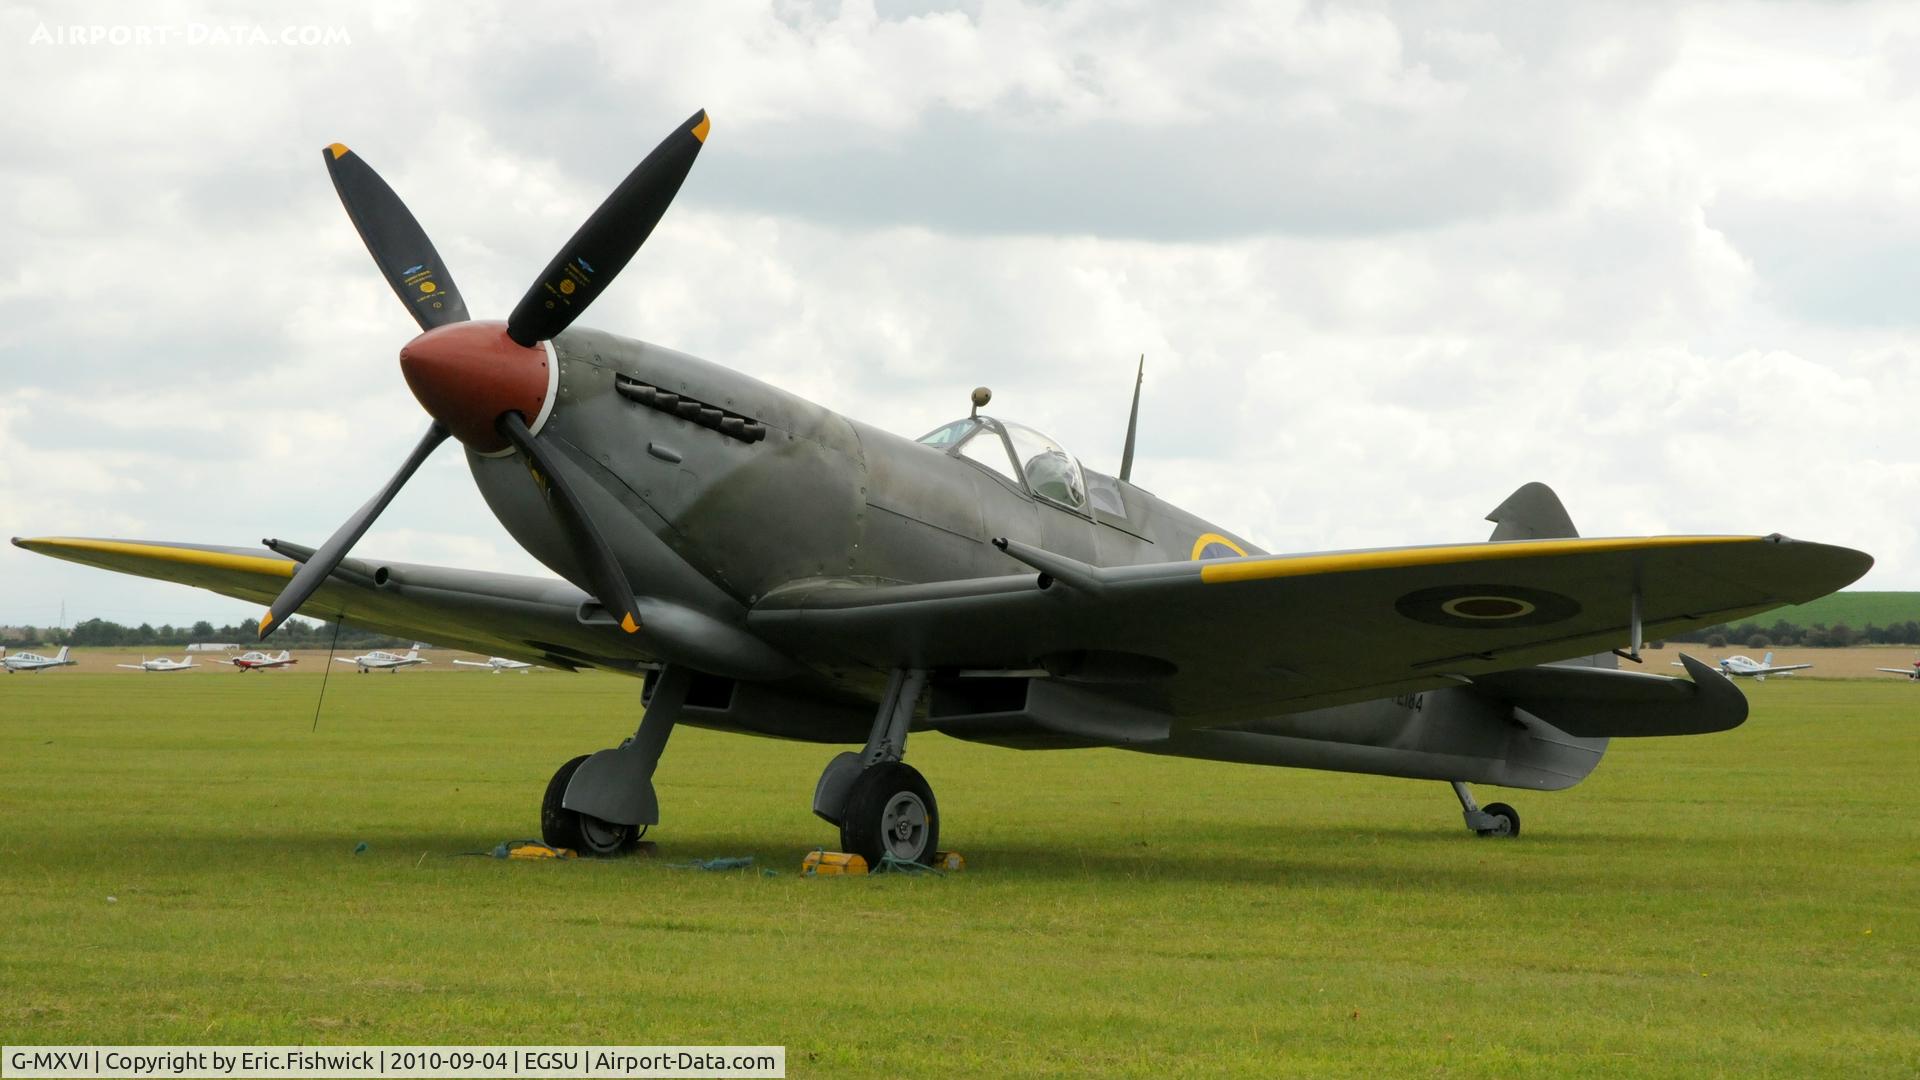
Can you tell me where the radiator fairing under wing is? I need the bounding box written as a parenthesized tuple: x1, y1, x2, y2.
(1470, 653, 1747, 738)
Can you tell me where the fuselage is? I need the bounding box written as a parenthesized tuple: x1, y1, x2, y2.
(3, 649, 73, 672)
(468, 326, 1253, 626)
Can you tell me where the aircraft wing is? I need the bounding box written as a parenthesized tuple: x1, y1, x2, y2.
(11, 537, 651, 674)
(1876, 668, 1916, 675)
(1757, 663, 1813, 674)
(749, 534, 1871, 726)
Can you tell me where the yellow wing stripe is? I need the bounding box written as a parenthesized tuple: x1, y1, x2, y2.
(1198, 535, 1764, 585)
(16, 537, 295, 579)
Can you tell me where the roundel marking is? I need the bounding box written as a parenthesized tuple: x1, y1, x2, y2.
(1395, 584, 1580, 630)
(1192, 532, 1249, 561)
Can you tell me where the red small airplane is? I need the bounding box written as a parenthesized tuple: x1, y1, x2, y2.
(1875, 659, 1920, 681)
(221, 649, 297, 672)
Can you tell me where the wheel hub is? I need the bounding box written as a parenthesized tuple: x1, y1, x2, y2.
(880, 792, 928, 860)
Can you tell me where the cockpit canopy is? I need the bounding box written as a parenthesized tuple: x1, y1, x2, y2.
(917, 416, 1089, 511)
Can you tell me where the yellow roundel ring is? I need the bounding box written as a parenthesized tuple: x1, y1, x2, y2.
(1440, 595, 1537, 620)
(1192, 532, 1249, 560)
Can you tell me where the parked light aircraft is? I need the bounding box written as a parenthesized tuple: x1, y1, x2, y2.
(337, 646, 428, 673)
(115, 656, 197, 672)
(222, 649, 297, 671)
(11, 111, 1874, 863)
(1673, 651, 1810, 681)
(2, 646, 75, 673)
(1875, 659, 1920, 681)
(453, 656, 536, 673)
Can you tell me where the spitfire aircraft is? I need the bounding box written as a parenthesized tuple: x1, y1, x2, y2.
(1, 646, 75, 674)
(1673, 651, 1810, 681)
(12, 110, 1873, 864)
(221, 649, 298, 671)
(115, 655, 198, 673)
(337, 646, 429, 673)
(453, 656, 537, 673)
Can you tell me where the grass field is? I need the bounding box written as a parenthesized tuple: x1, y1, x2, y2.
(1, 670, 1916, 1078)
(1743, 590, 1920, 630)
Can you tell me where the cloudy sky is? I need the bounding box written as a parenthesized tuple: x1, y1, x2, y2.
(3, 0, 1918, 629)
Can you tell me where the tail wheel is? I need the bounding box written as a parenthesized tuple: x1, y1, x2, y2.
(839, 761, 938, 866)
(1476, 802, 1521, 838)
(541, 754, 636, 857)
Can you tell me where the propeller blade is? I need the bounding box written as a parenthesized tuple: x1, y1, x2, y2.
(323, 143, 471, 331)
(258, 422, 450, 638)
(496, 411, 642, 633)
(505, 109, 710, 347)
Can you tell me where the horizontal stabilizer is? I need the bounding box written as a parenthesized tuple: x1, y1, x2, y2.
(1471, 653, 1746, 737)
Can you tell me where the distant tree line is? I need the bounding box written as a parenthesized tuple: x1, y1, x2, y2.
(2, 618, 410, 649)
(1667, 618, 1920, 650)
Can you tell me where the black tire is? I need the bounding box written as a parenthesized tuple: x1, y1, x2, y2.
(839, 761, 939, 866)
(541, 754, 636, 857)
(1477, 802, 1521, 838)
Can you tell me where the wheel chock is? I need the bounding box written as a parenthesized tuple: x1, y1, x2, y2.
(498, 841, 577, 860)
(801, 850, 966, 875)
(801, 850, 869, 876)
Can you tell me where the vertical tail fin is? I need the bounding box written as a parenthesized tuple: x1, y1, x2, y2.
(55, 646, 70, 662)
(1486, 482, 1578, 541)
(1762, 651, 1773, 667)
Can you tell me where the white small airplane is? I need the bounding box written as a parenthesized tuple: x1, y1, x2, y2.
(336, 644, 429, 673)
(115, 655, 197, 672)
(452, 656, 537, 674)
(2, 646, 75, 673)
(1875, 659, 1920, 681)
(221, 649, 297, 671)
(1674, 651, 1810, 681)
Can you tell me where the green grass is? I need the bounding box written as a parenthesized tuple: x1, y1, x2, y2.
(1, 672, 1916, 1078)
(1752, 590, 1920, 629)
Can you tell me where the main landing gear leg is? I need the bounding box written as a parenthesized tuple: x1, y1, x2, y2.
(1451, 781, 1520, 838)
(812, 668, 939, 865)
(540, 666, 690, 857)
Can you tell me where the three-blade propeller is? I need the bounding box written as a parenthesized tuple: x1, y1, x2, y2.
(258, 111, 710, 639)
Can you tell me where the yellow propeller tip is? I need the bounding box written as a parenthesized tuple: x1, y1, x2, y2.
(257, 612, 275, 633)
(619, 612, 640, 634)
(327, 143, 349, 160)
(691, 114, 710, 144)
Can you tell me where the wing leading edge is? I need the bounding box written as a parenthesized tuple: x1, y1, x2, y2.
(10, 536, 646, 673)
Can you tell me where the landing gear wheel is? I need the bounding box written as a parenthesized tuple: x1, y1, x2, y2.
(541, 754, 638, 857)
(1476, 802, 1520, 838)
(839, 761, 939, 866)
